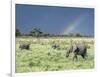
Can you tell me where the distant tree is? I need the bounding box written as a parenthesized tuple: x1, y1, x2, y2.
(43, 33, 52, 37)
(29, 27, 43, 37)
(75, 33, 81, 37)
(68, 33, 74, 37)
(16, 28, 21, 36)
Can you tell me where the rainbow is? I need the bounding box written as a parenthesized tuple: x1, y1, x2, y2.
(61, 14, 85, 35)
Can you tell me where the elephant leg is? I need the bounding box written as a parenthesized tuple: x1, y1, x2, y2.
(66, 50, 70, 58)
(81, 54, 86, 60)
(73, 54, 78, 61)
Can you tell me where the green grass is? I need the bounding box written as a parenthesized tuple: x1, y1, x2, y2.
(16, 37, 94, 73)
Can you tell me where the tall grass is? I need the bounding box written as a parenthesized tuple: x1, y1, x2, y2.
(16, 37, 94, 73)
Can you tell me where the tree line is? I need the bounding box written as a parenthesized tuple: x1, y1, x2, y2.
(16, 27, 93, 37)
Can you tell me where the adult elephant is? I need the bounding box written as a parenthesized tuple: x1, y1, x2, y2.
(66, 42, 87, 60)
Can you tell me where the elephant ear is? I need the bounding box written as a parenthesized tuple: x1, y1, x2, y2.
(76, 47, 79, 53)
(72, 44, 79, 53)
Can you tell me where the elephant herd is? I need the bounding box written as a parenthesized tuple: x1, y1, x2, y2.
(19, 41, 88, 60)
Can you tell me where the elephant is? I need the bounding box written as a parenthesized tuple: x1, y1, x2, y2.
(52, 44, 60, 49)
(66, 42, 87, 60)
(19, 43, 30, 50)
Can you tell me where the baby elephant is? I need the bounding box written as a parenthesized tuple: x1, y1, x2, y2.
(66, 43, 87, 60)
(52, 44, 60, 49)
(19, 43, 30, 50)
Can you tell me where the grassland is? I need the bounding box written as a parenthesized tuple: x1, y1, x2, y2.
(16, 37, 94, 73)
